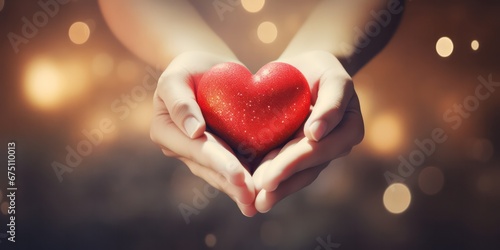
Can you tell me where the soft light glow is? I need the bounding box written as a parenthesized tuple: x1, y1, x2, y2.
(204, 234, 217, 248)
(128, 103, 153, 132)
(367, 113, 404, 154)
(0, 0, 5, 12)
(69, 22, 90, 45)
(257, 21, 278, 44)
(436, 37, 454, 57)
(24, 59, 65, 109)
(418, 166, 445, 195)
(242, 0, 265, 13)
(24, 58, 90, 110)
(471, 40, 479, 51)
(65, 62, 89, 99)
(92, 53, 114, 77)
(383, 183, 411, 214)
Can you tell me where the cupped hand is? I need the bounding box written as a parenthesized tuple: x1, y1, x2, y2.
(150, 51, 257, 217)
(252, 51, 365, 213)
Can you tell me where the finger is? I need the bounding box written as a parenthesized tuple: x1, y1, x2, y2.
(252, 149, 280, 191)
(255, 163, 328, 213)
(150, 114, 246, 186)
(304, 68, 354, 142)
(236, 201, 258, 217)
(262, 109, 363, 192)
(156, 69, 205, 139)
(187, 166, 256, 218)
(182, 158, 256, 207)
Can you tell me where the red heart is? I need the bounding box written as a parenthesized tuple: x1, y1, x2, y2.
(197, 62, 311, 171)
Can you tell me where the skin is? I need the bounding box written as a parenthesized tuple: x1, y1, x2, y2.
(99, 0, 405, 216)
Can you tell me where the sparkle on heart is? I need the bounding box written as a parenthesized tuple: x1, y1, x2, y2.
(197, 62, 311, 171)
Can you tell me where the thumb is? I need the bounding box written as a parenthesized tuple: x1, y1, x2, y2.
(156, 69, 206, 138)
(304, 70, 354, 142)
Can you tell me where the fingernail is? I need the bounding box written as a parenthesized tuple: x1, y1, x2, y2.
(255, 191, 271, 213)
(235, 200, 249, 216)
(184, 116, 201, 138)
(241, 209, 251, 217)
(240, 205, 255, 217)
(309, 120, 327, 141)
(260, 207, 271, 213)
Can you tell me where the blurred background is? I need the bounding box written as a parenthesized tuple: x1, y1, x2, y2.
(1, 0, 500, 249)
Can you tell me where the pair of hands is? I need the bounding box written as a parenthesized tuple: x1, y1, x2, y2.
(150, 51, 364, 216)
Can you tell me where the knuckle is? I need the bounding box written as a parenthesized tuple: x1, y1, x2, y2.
(320, 68, 352, 87)
(170, 98, 194, 119)
(156, 70, 171, 90)
(158, 71, 179, 91)
(329, 110, 344, 124)
(157, 68, 191, 93)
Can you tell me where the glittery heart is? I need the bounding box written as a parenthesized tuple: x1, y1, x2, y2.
(197, 62, 311, 171)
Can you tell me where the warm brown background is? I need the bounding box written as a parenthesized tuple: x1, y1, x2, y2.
(0, 0, 499, 249)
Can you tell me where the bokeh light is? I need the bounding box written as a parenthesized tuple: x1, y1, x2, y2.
(92, 53, 114, 77)
(366, 113, 404, 154)
(260, 220, 283, 246)
(3, 0, 500, 248)
(65, 61, 89, 99)
(242, 0, 265, 13)
(436, 37, 454, 57)
(257, 21, 278, 44)
(471, 40, 480, 51)
(69, 21, 91, 45)
(383, 183, 411, 214)
(84, 18, 96, 32)
(24, 58, 65, 110)
(418, 166, 445, 195)
(204, 233, 216, 248)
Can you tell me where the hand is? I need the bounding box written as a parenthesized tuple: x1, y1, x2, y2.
(252, 51, 365, 213)
(150, 51, 257, 217)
